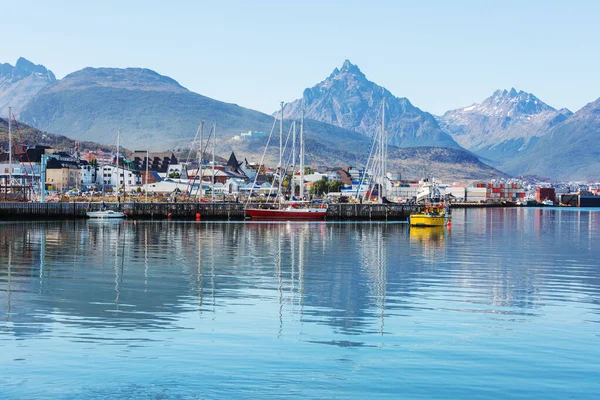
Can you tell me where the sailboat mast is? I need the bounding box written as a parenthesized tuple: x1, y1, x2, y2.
(292, 120, 296, 198)
(381, 97, 386, 202)
(8, 107, 12, 187)
(145, 149, 149, 204)
(116, 129, 120, 205)
(199, 120, 205, 199)
(300, 109, 305, 200)
(211, 121, 216, 203)
(278, 101, 284, 201)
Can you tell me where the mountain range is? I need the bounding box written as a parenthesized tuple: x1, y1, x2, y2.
(1, 57, 598, 181)
(440, 89, 600, 180)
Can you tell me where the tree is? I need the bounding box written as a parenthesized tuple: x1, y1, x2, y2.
(327, 180, 344, 193)
(310, 177, 329, 196)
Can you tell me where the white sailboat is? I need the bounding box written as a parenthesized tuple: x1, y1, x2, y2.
(87, 130, 126, 219)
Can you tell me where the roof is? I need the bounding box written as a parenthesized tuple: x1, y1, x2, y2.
(227, 152, 242, 169)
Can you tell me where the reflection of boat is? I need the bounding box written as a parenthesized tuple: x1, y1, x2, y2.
(409, 205, 450, 227)
(245, 204, 326, 220)
(87, 210, 126, 219)
(409, 226, 446, 242)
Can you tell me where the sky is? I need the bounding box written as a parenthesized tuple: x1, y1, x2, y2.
(3, 0, 600, 115)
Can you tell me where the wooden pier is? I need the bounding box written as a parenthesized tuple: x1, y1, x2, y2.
(0, 202, 424, 221)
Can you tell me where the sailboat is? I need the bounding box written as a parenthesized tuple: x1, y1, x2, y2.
(87, 130, 126, 219)
(245, 104, 327, 221)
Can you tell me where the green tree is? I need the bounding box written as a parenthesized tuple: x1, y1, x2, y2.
(310, 177, 329, 196)
(327, 180, 344, 193)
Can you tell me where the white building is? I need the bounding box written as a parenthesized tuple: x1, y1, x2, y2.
(97, 165, 142, 189)
(80, 163, 96, 189)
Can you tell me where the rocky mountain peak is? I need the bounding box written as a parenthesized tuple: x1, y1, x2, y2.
(281, 61, 460, 149)
(467, 88, 556, 117)
(328, 59, 365, 80)
(0, 58, 57, 117)
(0, 57, 56, 83)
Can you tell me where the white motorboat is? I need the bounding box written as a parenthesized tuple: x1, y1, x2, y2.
(86, 210, 126, 219)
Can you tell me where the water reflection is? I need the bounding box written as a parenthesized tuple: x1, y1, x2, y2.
(1, 209, 600, 345)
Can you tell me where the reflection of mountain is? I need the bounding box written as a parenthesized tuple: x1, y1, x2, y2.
(2, 215, 600, 342)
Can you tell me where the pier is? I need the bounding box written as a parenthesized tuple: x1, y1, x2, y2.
(0, 202, 424, 221)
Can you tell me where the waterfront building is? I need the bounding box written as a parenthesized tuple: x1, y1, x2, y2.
(96, 164, 142, 190)
(46, 158, 81, 193)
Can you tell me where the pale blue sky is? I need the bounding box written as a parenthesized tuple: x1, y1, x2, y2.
(4, 0, 599, 115)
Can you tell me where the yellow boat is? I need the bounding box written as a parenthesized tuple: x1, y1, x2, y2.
(409, 205, 450, 227)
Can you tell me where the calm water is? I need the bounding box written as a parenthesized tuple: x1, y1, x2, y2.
(1, 208, 600, 399)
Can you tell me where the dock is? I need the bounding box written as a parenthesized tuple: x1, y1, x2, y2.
(0, 202, 425, 221)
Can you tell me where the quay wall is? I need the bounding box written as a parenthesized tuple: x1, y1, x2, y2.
(0, 202, 424, 221)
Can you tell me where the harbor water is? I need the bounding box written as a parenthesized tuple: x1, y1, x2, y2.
(1, 207, 600, 399)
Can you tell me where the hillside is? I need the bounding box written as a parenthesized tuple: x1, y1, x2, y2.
(281, 60, 460, 149)
(225, 121, 505, 183)
(0, 117, 113, 154)
(500, 97, 600, 181)
(19, 67, 279, 151)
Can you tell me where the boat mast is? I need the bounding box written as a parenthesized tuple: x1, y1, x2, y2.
(292, 120, 296, 198)
(8, 107, 12, 188)
(278, 101, 284, 202)
(211, 121, 216, 203)
(380, 97, 386, 203)
(300, 108, 305, 200)
(198, 120, 204, 199)
(116, 129, 120, 205)
(145, 149, 149, 204)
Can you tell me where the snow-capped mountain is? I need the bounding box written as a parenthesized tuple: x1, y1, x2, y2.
(439, 88, 572, 165)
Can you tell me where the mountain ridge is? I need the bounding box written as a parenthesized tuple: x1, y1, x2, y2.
(0, 57, 529, 180)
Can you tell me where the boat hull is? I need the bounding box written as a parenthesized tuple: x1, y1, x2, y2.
(409, 214, 448, 227)
(245, 208, 326, 220)
(87, 210, 126, 219)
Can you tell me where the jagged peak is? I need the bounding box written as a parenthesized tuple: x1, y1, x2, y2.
(0, 57, 56, 81)
(328, 59, 365, 79)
